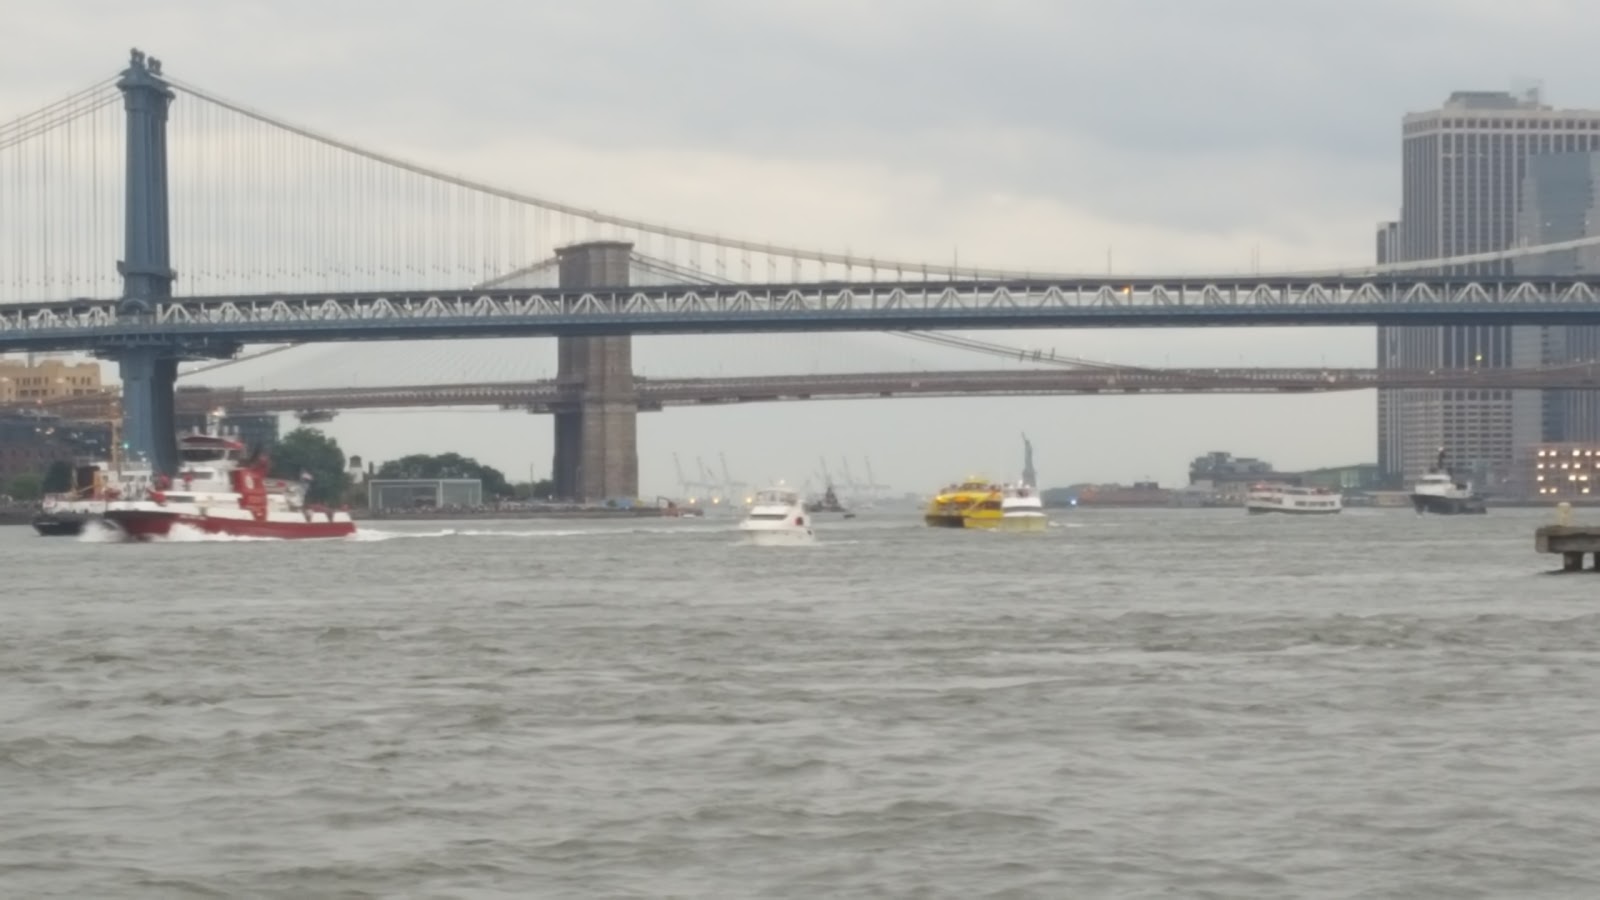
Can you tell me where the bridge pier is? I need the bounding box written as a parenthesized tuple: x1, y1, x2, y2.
(114, 49, 185, 474)
(551, 241, 638, 503)
(116, 348, 180, 474)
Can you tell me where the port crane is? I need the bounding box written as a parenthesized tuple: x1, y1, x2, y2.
(673, 452, 712, 503)
(860, 457, 890, 501)
(719, 452, 748, 504)
(696, 456, 727, 504)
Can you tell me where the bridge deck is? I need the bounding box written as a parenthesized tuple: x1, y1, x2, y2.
(6, 279, 1600, 351)
(9, 365, 1600, 418)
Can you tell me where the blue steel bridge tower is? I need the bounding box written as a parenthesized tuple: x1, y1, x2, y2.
(109, 49, 234, 475)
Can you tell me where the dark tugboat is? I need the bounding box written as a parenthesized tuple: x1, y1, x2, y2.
(804, 484, 855, 518)
(1408, 449, 1487, 515)
(32, 426, 151, 536)
(31, 506, 92, 536)
(31, 460, 130, 536)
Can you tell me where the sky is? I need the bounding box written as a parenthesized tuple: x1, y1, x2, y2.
(5, 0, 1600, 494)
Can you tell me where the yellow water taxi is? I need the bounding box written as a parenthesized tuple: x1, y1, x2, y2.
(925, 478, 1051, 530)
(924, 477, 1005, 528)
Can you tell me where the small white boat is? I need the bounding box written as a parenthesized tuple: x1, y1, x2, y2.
(739, 486, 814, 545)
(1245, 483, 1342, 515)
(998, 483, 1048, 532)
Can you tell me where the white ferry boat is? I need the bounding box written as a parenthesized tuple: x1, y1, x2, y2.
(738, 486, 814, 545)
(1245, 483, 1343, 515)
(998, 483, 1048, 532)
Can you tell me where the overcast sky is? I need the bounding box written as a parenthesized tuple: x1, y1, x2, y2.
(5, 0, 1597, 493)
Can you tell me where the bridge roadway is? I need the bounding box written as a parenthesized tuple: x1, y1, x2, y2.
(12, 365, 1600, 419)
(9, 277, 1600, 351)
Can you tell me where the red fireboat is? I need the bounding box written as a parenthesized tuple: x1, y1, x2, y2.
(101, 434, 356, 540)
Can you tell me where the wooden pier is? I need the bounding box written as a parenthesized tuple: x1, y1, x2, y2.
(1536, 503, 1600, 571)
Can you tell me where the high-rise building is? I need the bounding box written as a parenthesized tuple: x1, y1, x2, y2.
(1375, 221, 1402, 483)
(1377, 89, 1600, 490)
(1503, 152, 1600, 497)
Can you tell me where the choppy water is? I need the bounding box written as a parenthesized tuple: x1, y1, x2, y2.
(3, 507, 1600, 898)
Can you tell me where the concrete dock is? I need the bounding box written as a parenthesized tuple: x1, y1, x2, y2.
(1535, 503, 1600, 571)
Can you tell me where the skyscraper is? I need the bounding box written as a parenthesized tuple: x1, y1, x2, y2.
(1374, 221, 1402, 481)
(1377, 89, 1600, 489)
(1514, 152, 1600, 443)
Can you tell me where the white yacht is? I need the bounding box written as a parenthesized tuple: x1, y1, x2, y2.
(1409, 449, 1487, 515)
(998, 483, 1048, 531)
(739, 486, 814, 545)
(1245, 483, 1343, 515)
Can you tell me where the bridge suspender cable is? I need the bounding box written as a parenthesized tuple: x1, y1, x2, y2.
(161, 77, 1600, 282)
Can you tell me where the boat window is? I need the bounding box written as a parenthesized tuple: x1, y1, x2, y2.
(747, 512, 790, 520)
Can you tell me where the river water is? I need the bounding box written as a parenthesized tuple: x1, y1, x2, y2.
(2, 507, 1598, 898)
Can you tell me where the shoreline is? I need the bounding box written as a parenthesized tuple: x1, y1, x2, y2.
(2, 499, 1586, 526)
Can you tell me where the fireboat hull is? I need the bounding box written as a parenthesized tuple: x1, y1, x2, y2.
(103, 510, 357, 540)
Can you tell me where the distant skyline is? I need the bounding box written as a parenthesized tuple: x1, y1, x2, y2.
(6, 0, 1598, 492)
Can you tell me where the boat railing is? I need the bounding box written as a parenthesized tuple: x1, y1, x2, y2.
(752, 490, 800, 506)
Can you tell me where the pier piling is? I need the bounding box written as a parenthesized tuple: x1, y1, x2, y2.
(1535, 504, 1600, 572)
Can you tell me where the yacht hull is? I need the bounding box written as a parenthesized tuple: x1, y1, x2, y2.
(740, 527, 814, 545)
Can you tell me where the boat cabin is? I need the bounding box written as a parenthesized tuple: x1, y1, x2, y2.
(751, 488, 800, 507)
(178, 433, 246, 464)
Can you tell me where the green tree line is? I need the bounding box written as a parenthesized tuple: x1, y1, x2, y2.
(5, 428, 552, 506)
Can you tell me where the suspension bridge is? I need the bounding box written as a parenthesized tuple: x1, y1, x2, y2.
(8, 50, 1600, 499)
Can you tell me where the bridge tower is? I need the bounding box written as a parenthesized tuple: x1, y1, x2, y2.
(111, 49, 181, 474)
(106, 50, 233, 475)
(551, 241, 639, 502)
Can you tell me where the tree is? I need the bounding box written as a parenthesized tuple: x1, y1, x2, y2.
(375, 453, 513, 498)
(7, 473, 42, 502)
(41, 460, 74, 494)
(267, 428, 348, 504)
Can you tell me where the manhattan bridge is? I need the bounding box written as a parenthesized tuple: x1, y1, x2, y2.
(6, 50, 1600, 499)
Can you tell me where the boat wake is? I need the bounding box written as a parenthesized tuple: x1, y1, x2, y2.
(74, 521, 126, 543)
(74, 521, 284, 543)
(348, 525, 730, 543)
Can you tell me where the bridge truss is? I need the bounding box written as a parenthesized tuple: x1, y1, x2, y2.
(6, 278, 1600, 352)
